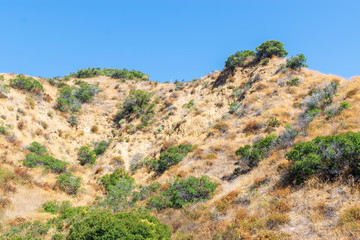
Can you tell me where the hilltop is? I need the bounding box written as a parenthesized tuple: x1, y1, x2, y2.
(1, 41, 360, 239)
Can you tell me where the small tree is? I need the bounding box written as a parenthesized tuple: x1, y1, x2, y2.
(286, 54, 308, 70)
(256, 40, 288, 59)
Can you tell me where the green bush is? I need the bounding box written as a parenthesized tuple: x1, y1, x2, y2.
(150, 144, 194, 174)
(340, 101, 350, 109)
(99, 169, 133, 192)
(148, 176, 217, 210)
(286, 131, 360, 183)
(67, 210, 171, 240)
(24, 143, 68, 173)
(114, 89, 155, 125)
(93, 140, 110, 156)
(42, 200, 71, 214)
(78, 146, 96, 165)
(255, 40, 288, 59)
(23, 154, 68, 173)
(0, 125, 8, 135)
(55, 83, 99, 113)
(267, 118, 281, 128)
(225, 50, 256, 68)
(183, 99, 195, 109)
(69, 68, 147, 80)
(56, 172, 82, 195)
(0, 220, 50, 239)
(286, 77, 301, 86)
(27, 141, 47, 155)
(286, 54, 308, 70)
(235, 134, 277, 169)
(9, 74, 44, 93)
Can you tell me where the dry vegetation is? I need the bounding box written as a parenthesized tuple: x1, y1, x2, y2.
(0, 55, 360, 239)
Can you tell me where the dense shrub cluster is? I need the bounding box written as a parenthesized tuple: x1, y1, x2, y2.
(148, 176, 217, 210)
(114, 89, 155, 128)
(23, 142, 68, 173)
(148, 144, 194, 174)
(98, 169, 163, 211)
(286, 131, 360, 183)
(225, 50, 256, 68)
(2, 202, 171, 239)
(69, 67, 148, 80)
(255, 40, 288, 59)
(56, 172, 82, 195)
(67, 210, 171, 240)
(225, 40, 288, 69)
(286, 54, 308, 69)
(9, 74, 44, 93)
(55, 82, 99, 113)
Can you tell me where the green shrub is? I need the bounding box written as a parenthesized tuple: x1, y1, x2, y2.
(225, 50, 256, 68)
(267, 118, 281, 128)
(0, 220, 50, 239)
(71, 68, 102, 78)
(150, 144, 194, 174)
(67, 210, 171, 240)
(255, 40, 288, 59)
(229, 102, 240, 114)
(114, 89, 155, 125)
(286, 77, 301, 86)
(52, 233, 66, 240)
(286, 54, 308, 70)
(235, 134, 277, 169)
(9, 74, 44, 93)
(99, 169, 133, 192)
(183, 99, 195, 109)
(74, 82, 99, 103)
(23, 143, 68, 173)
(56, 172, 81, 195)
(42, 200, 71, 214)
(94, 140, 110, 156)
(286, 131, 360, 183)
(148, 176, 217, 210)
(0, 125, 8, 135)
(78, 146, 96, 165)
(67, 115, 78, 127)
(340, 101, 350, 109)
(23, 154, 68, 173)
(69, 68, 147, 80)
(27, 141, 47, 155)
(55, 83, 99, 113)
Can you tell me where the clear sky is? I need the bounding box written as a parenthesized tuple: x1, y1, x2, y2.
(0, 0, 359, 82)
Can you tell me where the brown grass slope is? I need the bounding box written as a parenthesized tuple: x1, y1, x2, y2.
(1, 57, 360, 239)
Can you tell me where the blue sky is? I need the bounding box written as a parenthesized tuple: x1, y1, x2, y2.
(0, 0, 359, 82)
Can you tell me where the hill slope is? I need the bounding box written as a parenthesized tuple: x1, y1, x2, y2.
(1, 57, 360, 239)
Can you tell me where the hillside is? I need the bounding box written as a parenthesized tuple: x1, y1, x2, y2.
(1, 43, 360, 239)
